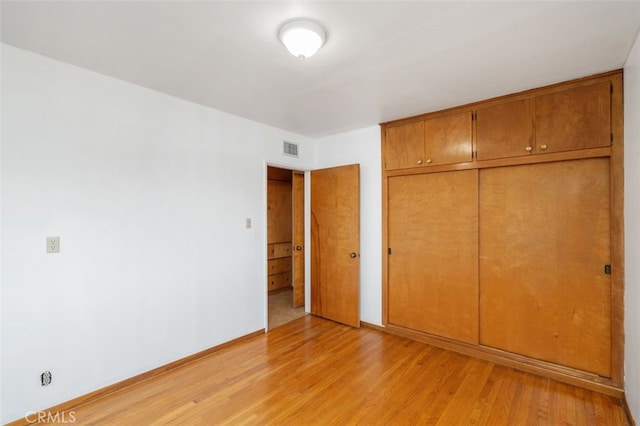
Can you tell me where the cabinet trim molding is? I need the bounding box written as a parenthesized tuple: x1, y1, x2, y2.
(383, 323, 624, 398)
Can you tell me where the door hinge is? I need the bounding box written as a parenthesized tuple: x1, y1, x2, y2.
(604, 264, 611, 275)
(611, 133, 614, 142)
(388, 247, 392, 255)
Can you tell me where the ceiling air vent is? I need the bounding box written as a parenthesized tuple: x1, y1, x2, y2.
(283, 141, 299, 158)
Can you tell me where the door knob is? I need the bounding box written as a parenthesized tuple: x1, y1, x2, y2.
(540, 144, 548, 150)
(525, 146, 533, 152)
(350, 252, 357, 258)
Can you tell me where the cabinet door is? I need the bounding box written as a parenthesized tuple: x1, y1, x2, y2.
(384, 121, 425, 170)
(388, 170, 478, 344)
(476, 99, 535, 160)
(424, 111, 473, 166)
(535, 81, 611, 154)
(479, 159, 611, 376)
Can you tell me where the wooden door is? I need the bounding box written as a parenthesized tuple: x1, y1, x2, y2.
(479, 158, 611, 376)
(535, 81, 611, 154)
(424, 111, 473, 166)
(476, 99, 535, 160)
(384, 121, 425, 170)
(292, 172, 305, 308)
(388, 170, 479, 343)
(311, 164, 360, 327)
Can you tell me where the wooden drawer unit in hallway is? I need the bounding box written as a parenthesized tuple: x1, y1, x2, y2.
(268, 242, 292, 292)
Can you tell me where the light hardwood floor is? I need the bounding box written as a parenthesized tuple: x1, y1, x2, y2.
(60, 316, 628, 425)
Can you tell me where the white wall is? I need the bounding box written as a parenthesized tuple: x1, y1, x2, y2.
(0, 9, 4, 424)
(315, 126, 382, 325)
(0, 44, 315, 423)
(624, 31, 640, 423)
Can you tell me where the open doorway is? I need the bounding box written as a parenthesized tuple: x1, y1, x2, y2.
(267, 166, 306, 329)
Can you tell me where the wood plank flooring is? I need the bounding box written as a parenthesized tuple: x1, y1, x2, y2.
(66, 315, 627, 425)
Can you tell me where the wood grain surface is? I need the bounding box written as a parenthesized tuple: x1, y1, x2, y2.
(388, 170, 479, 344)
(311, 164, 360, 327)
(479, 158, 611, 377)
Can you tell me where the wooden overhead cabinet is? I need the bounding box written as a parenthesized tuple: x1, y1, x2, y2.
(384, 111, 472, 170)
(535, 81, 611, 154)
(384, 121, 425, 170)
(423, 111, 473, 166)
(475, 80, 611, 161)
(476, 98, 535, 160)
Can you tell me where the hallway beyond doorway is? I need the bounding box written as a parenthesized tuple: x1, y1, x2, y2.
(268, 288, 306, 329)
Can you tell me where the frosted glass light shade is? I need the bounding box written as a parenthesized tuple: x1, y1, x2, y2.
(279, 20, 327, 59)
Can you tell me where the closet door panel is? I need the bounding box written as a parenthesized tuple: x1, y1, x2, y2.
(479, 159, 611, 376)
(388, 170, 478, 344)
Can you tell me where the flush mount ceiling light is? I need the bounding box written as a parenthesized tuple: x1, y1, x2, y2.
(279, 19, 327, 59)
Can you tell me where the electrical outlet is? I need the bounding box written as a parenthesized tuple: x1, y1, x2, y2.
(41, 371, 52, 386)
(46, 236, 60, 253)
(245, 218, 252, 229)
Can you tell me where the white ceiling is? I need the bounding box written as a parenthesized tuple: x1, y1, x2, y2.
(2, 1, 640, 138)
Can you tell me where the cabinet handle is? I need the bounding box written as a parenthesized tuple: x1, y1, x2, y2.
(426, 158, 433, 164)
(350, 252, 357, 258)
(417, 159, 423, 165)
(525, 146, 533, 152)
(540, 144, 548, 150)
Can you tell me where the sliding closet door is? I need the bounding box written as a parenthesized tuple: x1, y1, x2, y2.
(479, 158, 611, 376)
(388, 170, 478, 344)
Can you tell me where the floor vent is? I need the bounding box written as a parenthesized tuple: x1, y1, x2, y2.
(283, 141, 299, 157)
